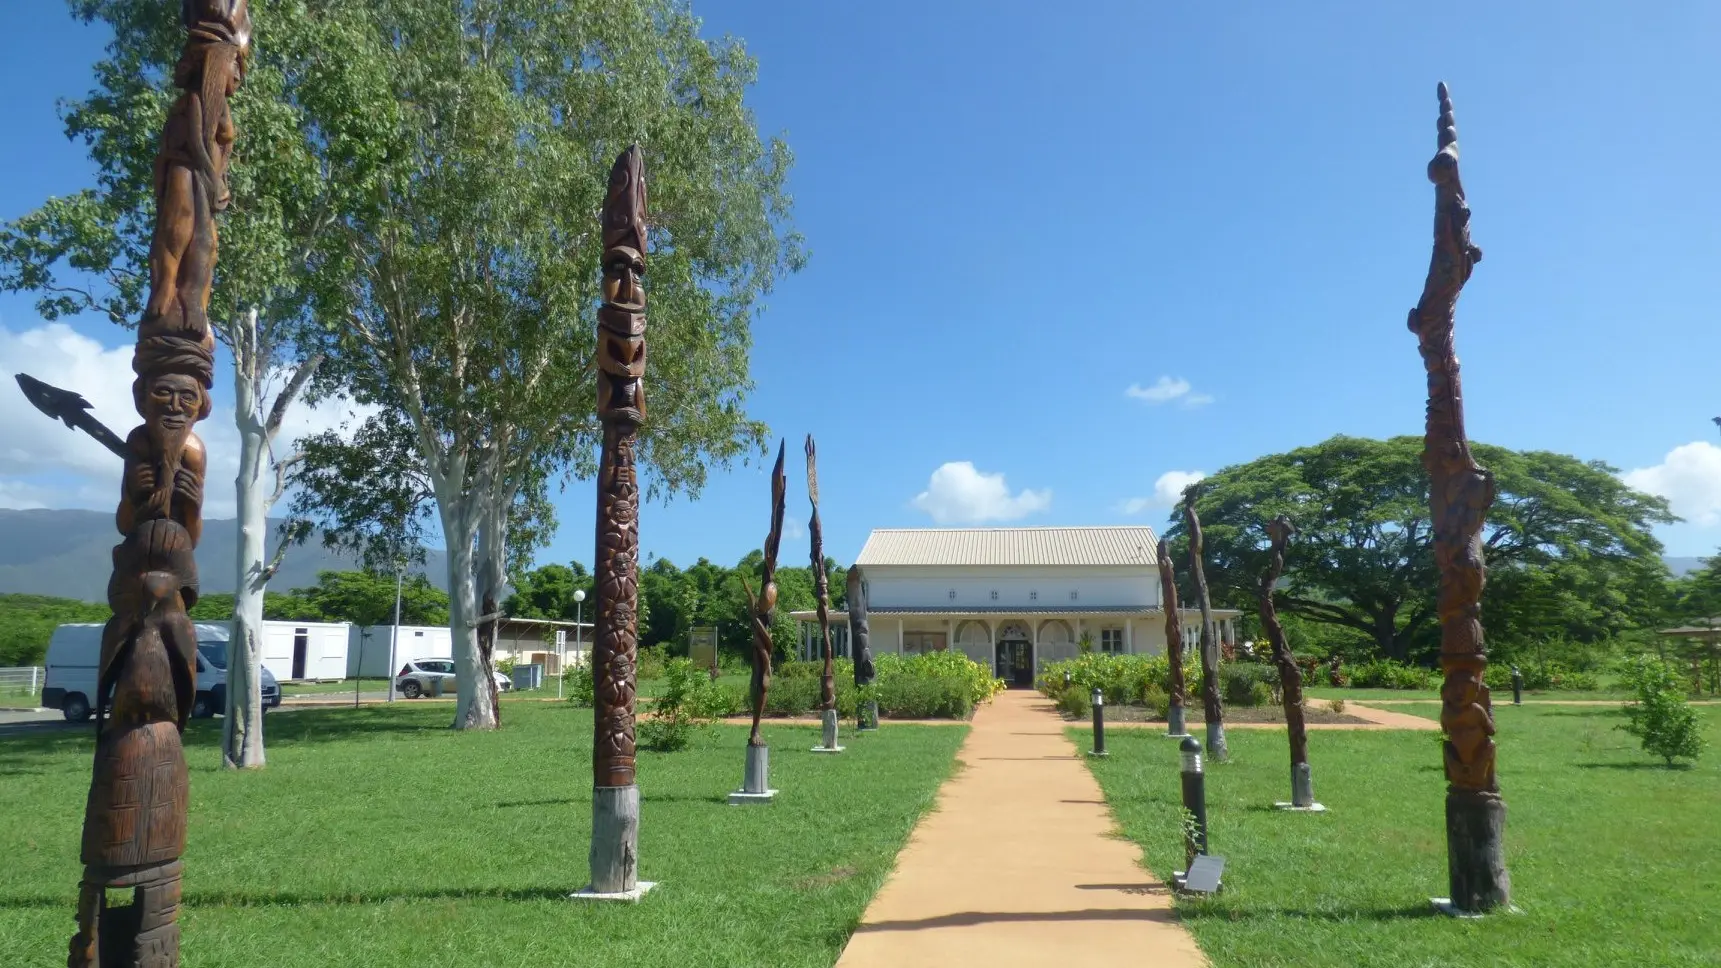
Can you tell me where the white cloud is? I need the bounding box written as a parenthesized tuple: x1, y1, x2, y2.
(911, 461, 1051, 525)
(1118, 470, 1208, 515)
(1125, 376, 1213, 408)
(0, 322, 374, 520)
(1624, 441, 1721, 527)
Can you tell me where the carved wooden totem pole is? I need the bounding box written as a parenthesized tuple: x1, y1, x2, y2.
(1182, 493, 1227, 762)
(743, 441, 789, 747)
(1260, 517, 1318, 810)
(58, 4, 250, 965)
(805, 436, 842, 751)
(1409, 83, 1509, 914)
(1156, 539, 1190, 737)
(587, 145, 649, 897)
(848, 565, 877, 729)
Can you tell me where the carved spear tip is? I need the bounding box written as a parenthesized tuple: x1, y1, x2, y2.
(804, 434, 820, 504)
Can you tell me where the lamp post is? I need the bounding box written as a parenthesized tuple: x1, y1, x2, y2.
(574, 588, 586, 683)
(386, 561, 404, 702)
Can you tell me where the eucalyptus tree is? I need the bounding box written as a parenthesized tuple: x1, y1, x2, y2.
(286, 0, 803, 729)
(0, 0, 356, 768)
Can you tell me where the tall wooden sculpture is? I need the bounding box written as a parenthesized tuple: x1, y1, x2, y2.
(743, 442, 788, 747)
(848, 566, 877, 729)
(806, 436, 836, 711)
(1182, 494, 1227, 762)
(731, 442, 787, 803)
(1409, 83, 1509, 914)
(1156, 539, 1189, 737)
(1260, 517, 1319, 810)
(805, 436, 843, 752)
(586, 145, 649, 898)
(61, 4, 250, 965)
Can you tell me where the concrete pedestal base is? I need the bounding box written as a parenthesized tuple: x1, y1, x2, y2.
(1429, 897, 1520, 918)
(812, 708, 844, 752)
(588, 785, 640, 895)
(570, 881, 657, 903)
(1278, 762, 1318, 810)
(1274, 802, 1327, 812)
(730, 743, 776, 804)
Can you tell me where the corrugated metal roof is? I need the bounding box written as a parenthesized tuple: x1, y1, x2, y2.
(853, 527, 1160, 567)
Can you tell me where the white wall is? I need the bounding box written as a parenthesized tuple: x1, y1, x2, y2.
(259, 621, 350, 681)
(861, 564, 1159, 611)
(347, 625, 453, 678)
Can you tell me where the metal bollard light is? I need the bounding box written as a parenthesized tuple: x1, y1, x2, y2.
(1180, 735, 1208, 870)
(1089, 687, 1107, 757)
(1511, 666, 1523, 705)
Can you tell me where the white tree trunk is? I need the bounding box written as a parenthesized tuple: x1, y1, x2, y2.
(223, 337, 269, 769)
(439, 495, 496, 730)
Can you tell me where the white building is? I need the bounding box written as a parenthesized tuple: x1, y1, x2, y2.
(259, 621, 350, 682)
(347, 624, 453, 678)
(791, 526, 1242, 688)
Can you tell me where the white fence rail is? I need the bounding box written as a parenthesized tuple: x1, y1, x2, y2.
(0, 666, 46, 699)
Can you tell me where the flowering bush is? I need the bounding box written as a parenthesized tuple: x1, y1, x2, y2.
(1036, 653, 1170, 705)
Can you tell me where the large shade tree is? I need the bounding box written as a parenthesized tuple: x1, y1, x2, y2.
(280, 0, 802, 729)
(1165, 435, 1676, 662)
(0, 0, 363, 768)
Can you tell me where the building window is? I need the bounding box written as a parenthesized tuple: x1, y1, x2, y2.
(990, 590, 999, 601)
(948, 589, 957, 600)
(902, 631, 948, 655)
(1100, 628, 1125, 654)
(1030, 590, 1038, 601)
(1069, 590, 1079, 602)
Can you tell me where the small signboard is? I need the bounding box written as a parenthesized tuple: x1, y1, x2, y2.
(1180, 854, 1226, 894)
(689, 626, 718, 674)
(556, 630, 567, 650)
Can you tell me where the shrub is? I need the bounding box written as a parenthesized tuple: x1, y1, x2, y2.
(687, 679, 748, 719)
(776, 658, 819, 679)
(1142, 683, 1170, 720)
(1327, 697, 1346, 715)
(875, 651, 1005, 709)
(1349, 660, 1435, 691)
(1221, 664, 1273, 707)
(1619, 656, 1705, 767)
(876, 675, 973, 719)
(564, 663, 595, 707)
(638, 658, 711, 752)
(1037, 653, 1169, 705)
(765, 675, 818, 716)
(495, 657, 516, 678)
(1054, 683, 1091, 718)
(637, 644, 668, 681)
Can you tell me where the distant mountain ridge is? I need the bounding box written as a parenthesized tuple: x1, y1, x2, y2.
(0, 509, 447, 602)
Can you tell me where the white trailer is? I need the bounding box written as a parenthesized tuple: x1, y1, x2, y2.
(347, 624, 453, 679)
(260, 621, 351, 681)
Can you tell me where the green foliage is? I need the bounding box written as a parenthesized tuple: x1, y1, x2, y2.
(1619, 656, 1706, 766)
(639, 659, 710, 752)
(1483, 662, 1599, 693)
(563, 663, 596, 708)
(262, 570, 450, 627)
(637, 644, 668, 682)
(503, 563, 592, 621)
(1036, 653, 1171, 706)
(1054, 683, 1091, 718)
(0, 595, 109, 666)
(1220, 665, 1274, 707)
(1166, 436, 1676, 662)
(1348, 660, 1437, 691)
(1143, 683, 1171, 720)
(875, 651, 1006, 708)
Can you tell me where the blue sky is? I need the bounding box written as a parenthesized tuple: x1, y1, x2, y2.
(1, 1, 1717, 577)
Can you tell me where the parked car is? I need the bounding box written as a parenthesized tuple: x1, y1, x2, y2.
(395, 659, 512, 699)
(42, 623, 281, 722)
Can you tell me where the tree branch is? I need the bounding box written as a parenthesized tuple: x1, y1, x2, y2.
(264, 352, 325, 442)
(1282, 595, 1379, 633)
(269, 452, 305, 509)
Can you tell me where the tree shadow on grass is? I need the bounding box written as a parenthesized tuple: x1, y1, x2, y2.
(1575, 761, 1692, 771)
(0, 885, 588, 911)
(852, 906, 1184, 931)
(1177, 902, 1436, 924)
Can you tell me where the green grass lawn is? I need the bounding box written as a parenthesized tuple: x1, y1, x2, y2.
(1301, 685, 1636, 703)
(279, 678, 374, 695)
(1078, 703, 1720, 967)
(0, 703, 965, 967)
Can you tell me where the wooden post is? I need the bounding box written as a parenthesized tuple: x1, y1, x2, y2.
(807, 435, 836, 710)
(588, 145, 649, 897)
(1260, 517, 1318, 808)
(65, 5, 249, 965)
(1182, 494, 1228, 761)
(1408, 83, 1509, 914)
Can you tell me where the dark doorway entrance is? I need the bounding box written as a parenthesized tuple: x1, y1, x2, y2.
(995, 639, 1033, 688)
(291, 629, 308, 680)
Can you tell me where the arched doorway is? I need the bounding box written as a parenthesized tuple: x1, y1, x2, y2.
(995, 622, 1033, 688)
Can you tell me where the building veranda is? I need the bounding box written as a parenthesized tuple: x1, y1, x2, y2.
(792, 526, 1241, 688)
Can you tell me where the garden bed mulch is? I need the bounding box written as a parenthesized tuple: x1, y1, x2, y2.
(1064, 703, 1374, 726)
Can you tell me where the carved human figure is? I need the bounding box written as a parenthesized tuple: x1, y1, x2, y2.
(848, 566, 875, 687)
(119, 371, 210, 542)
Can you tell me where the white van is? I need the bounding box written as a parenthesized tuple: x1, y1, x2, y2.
(41, 622, 282, 722)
